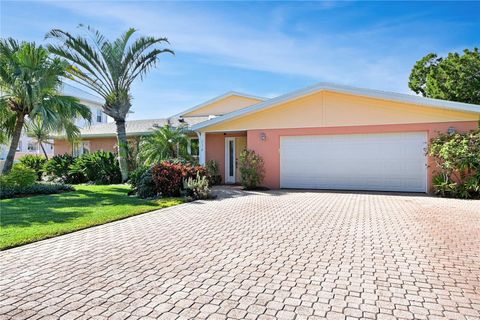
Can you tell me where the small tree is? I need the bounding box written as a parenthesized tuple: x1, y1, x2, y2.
(138, 124, 190, 165)
(238, 149, 265, 189)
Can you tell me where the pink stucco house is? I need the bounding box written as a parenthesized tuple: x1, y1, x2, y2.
(55, 83, 480, 193)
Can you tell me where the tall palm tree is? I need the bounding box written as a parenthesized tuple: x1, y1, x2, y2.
(46, 25, 173, 181)
(138, 124, 190, 165)
(0, 39, 92, 173)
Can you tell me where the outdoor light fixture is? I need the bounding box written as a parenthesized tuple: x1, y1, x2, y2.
(260, 132, 267, 141)
(448, 127, 457, 135)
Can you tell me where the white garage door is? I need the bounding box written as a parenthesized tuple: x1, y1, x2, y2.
(280, 132, 427, 192)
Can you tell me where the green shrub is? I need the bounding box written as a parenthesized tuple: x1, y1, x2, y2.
(183, 172, 212, 201)
(238, 149, 265, 189)
(19, 155, 46, 181)
(44, 154, 82, 184)
(136, 169, 157, 199)
(0, 164, 36, 189)
(129, 165, 150, 191)
(69, 151, 121, 184)
(0, 182, 74, 199)
(206, 160, 222, 185)
(429, 129, 480, 199)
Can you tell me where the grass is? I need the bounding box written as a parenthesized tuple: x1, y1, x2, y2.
(0, 184, 183, 250)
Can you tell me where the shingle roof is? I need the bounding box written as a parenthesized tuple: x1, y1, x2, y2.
(77, 116, 210, 138)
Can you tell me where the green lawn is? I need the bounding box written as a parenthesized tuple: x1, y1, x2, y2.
(0, 185, 183, 250)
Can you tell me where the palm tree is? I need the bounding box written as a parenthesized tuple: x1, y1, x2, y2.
(0, 39, 92, 174)
(25, 119, 53, 159)
(46, 25, 173, 181)
(138, 124, 190, 165)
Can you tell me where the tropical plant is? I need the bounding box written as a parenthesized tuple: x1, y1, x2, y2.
(409, 48, 480, 104)
(135, 168, 157, 199)
(24, 119, 53, 159)
(0, 164, 36, 189)
(0, 38, 92, 173)
(149, 161, 207, 198)
(429, 129, 480, 199)
(206, 159, 222, 185)
(43, 153, 82, 183)
(239, 149, 265, 189)
(138, 124, 190, 165)
(183, 172, 211, 201)
(46, 25, 174, 181)
(69, 150, 122, 184)
(19, 154, 46, 181)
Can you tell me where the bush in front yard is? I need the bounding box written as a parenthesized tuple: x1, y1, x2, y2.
(134, 161, 208, 198)
(69, 151, 122, 184)
(238, 149, 265, 189)
(151, 162, 186, 197)
(0, 164, 36, 189)
(429, 129, 480, 199)
(19, 155, 46, 181)
(206, 160, 222, 185)
(44, 154, 82, 184)
(183, 172, 212, 201)
(0, 182, 74, 199)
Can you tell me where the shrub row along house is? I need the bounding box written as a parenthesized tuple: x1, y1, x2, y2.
(54, 83, 480, 193)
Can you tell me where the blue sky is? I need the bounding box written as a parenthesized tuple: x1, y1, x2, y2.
(1, 1, 479, 120)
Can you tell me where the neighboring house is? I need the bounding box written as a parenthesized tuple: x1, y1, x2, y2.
(0, 84, 106, 160)
(54, 83, 480, 193)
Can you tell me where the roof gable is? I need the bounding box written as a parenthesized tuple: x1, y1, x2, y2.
(179, 92, 266, 117)
(192, 83, 480, 131)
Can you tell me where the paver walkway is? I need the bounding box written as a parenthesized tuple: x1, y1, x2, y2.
(1, 189, 480, 320)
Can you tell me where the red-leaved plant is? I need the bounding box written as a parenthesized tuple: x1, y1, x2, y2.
(151, 161, 207, 197)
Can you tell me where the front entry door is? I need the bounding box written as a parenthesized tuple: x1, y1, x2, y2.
(225, 137, 236, 183)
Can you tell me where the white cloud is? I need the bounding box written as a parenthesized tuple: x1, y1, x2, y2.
(45, 1, 430, 94)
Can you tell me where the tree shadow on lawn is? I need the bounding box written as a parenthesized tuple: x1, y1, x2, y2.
(0, 187, 159, 228)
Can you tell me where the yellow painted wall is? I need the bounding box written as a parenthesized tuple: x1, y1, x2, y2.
(183, 95, 263, 117)
(202, 91, 479, 132)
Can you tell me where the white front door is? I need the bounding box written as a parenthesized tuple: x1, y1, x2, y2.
(225, 137, 236, 183)
(280, 132, 428, 192)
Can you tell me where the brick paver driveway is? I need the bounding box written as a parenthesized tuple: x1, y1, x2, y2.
(1, 189, 480, 320)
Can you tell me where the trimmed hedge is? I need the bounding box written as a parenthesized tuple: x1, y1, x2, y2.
(0, 183, 74, 199)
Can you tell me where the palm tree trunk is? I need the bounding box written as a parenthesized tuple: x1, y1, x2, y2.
(2, 114, 25, 174)
(114, 118, 129, 182)
(40, 142, 49, 160)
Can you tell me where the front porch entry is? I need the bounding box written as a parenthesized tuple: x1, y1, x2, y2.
(199, 131, 247, 185)
(225, 136, 247, 184)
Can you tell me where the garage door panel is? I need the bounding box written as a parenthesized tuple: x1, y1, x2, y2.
(280, 132, 427, 192)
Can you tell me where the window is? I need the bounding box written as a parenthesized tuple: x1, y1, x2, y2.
(189, 138, 199, 157)
(27, 142, 37, 151)
(73, 141, 90, 157)
(96, 109, 103, 123)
